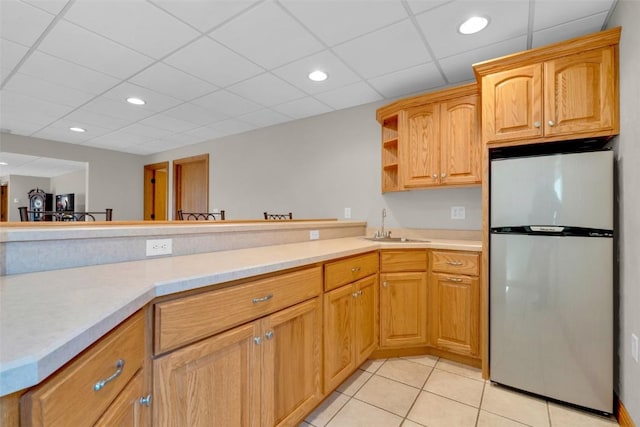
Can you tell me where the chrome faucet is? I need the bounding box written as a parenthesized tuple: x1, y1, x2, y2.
(374, 208, 390, 239)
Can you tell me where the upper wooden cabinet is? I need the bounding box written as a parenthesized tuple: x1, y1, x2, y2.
(474, 27, 620, 145)
(377, 83, 481, 192)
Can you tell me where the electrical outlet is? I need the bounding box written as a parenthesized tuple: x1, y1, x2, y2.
(632, 334, 639, 363)
(451, 206, 466, 219)
(146, 238, 172, 256)
(309, 230, 320, 240)
(344, 207, 351, 219)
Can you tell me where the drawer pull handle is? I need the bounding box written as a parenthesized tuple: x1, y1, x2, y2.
(446, 261, 464, 266)
(351, 267, 361, 273)
(447, 278, 463, 282)
(265, 330, 274, 340)
(352, 290, 363, 298)
(252, 294, 273, 304)
(94, 359, 124, 391)
(139, 394, 152, 407)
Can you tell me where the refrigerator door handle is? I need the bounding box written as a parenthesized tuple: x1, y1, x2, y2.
(530, 226, 565, 232)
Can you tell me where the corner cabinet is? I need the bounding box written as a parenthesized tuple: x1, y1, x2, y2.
(152, 266, 323, 427)
(376, 83, 481, 192)
(323, 252, 379, 393)
(474, 27, 620, 146)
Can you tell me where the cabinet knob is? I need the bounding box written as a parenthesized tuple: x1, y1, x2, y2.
(534, 121, 541, 128)
(548, 120, 555, 127)
(139, 394, 152, 407)
(93, 359, 124, 392)
(265, 330, 274, 340)
(441, 172, 446, 178)
(432, 174, 438, 179)
(382, 281, 388, 288)
(254, 337, 262, 345)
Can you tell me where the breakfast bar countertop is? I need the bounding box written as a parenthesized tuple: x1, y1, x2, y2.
(0, 236, 481, 397)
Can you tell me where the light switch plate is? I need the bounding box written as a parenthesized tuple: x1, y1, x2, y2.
(146, 238, 172, 256)
(451, 206, 466, 219)
(632, 334, 639, 363)
(309, 230, 320, 240)
(344, 207, 351, 219)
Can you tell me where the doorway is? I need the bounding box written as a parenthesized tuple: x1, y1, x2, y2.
(143, 161, 169, 221)
(173, 154, 209, 218)
(0, 184, 8, 222)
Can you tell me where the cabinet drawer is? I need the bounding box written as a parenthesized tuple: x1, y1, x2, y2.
(430, 251, 479, 276)
(380, 250, 427, 272)
(324, 252, 378, 291)
(21, 311, 145, 427)
(155, 266, 322, 354)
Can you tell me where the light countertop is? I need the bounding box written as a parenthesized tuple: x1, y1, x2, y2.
(0, 236, 481, 396)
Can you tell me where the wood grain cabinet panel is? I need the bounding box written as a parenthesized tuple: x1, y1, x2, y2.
(94, 370, 148, 427)
(380, 272, 428, 348)
(403, 104, 440, 188)
(324, 252, 378, 292)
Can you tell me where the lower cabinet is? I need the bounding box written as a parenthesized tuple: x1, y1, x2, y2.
(323, 275, 378, 393)
(428, 250, 480, 358)
(379, 250, 428, 348)
(153, 291, 323, 427)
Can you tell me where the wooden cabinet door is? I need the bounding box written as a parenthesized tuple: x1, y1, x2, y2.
(440, 95, 481, 185)
(323, 284, 356, 392)
(402, 104, 440, 188)
(544, 47, 617, 137)
(429, 273, 479, 357)
(153, 322, 261, 427)
(354, 275, 378, 365)
(379, 272, 428, 348)
(94, 370, 148, 427)
(262, 298, 322, 427)
(482, 64, 543, 143)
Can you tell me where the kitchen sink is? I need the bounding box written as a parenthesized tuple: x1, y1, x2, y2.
(364, 237, 430, 243)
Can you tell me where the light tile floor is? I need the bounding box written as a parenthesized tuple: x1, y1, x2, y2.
(301, 356, 619, 427)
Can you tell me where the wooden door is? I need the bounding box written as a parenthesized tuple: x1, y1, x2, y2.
(482, 64, 543, 143)
(323, 283, 356, 392)
(143, 162, 168, 221)
(440, 95, 481, 186)
(429, 273, 479, 357)
(402, 104, 440, 188)
(94, 370, 148, 427)
(544, 47, 617, 137)
(262, 298, 322, 427)
(153, 322, 261, 427)
(0, 184, 7, 222)
(379, 272, 428, 348)
(173, 154, 208, 219)
(354, 275, 378, 365)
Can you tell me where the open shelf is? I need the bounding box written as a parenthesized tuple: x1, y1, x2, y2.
(381, 114, 401, 192)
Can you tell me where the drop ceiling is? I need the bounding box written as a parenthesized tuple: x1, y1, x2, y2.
(0, 0, 617, 157)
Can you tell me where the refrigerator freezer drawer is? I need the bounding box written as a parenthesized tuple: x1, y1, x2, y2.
(490, 233, 613, 413)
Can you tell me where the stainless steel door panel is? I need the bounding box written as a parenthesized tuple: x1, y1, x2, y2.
(491, 151, 613, 230)
(490, 234, 612, 413)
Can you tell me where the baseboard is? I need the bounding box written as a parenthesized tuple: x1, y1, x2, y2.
(618, 398, 637, 427)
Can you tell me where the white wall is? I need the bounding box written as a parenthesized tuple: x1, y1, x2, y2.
(146, 101, 482, 230)
(50, 169, 87, 211)
(7, 175, 50, 221)
(1, 133, 144, 220)
(608, 2, 640, 422)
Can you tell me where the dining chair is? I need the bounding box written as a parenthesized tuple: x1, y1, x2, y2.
(263, 212, 293, 220)
(177, 210, 226, 220)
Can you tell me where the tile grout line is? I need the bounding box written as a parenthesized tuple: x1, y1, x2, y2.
(399, 359, 439, 426)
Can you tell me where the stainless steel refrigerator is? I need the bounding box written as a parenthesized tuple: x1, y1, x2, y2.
(489, 148, 613, 414)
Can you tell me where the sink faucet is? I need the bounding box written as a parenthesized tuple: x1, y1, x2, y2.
(374, 208, 390, 239)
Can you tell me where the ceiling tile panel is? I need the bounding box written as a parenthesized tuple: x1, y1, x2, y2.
(3, 73, 96, 107)
(81, 96, 155, 123)
(162, 102, 229, 126)
(128, 62, 218, 101)
(0, 38, 29, 82)
(118, 123, 174, 139)
(227, 73, 306, 107)
(439, 36, 527, 83)
(333, 20, 431, 79)
(416, 0, 529, 59)
(163, 37, 263, 87)
(281, 0, 408, 46)
(314, 81, 383, 110)
(17, 51, 120, 94)
(0, 91, 75, 127)
(62, 108, 132, 130)
(211, 1, 324, 69)
(532, 12, 608, 48)
(273, 97, 333, 120)
(101, 82, 183, 112)
(150, 0, 259, 33)
(0, 0, 54, 46)
(43, 118, 114, 138)
(84, 130, 154, 149)
(368, 62, 446, 98)
(64, 0, 200, 59)
(238, 108, 292, 127)
(272, 50, 361, 94)
(32, 123, 111, 143)
(138, 113, 202, 133)
(37, 20, 154, 79)
(22, 0, 69, 15)
(533, 0, 614, 31)
(406, 0, 453, 15)
(199, 118, 257, 138)
(191, 90, 262, 116)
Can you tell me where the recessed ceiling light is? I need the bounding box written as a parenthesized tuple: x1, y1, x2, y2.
(458, 16, 489, 35)
(69, 127, 86, 133)
(308, 70, 328, 82)
(0, 162, 8, 166)
(126, 97, 146, 105)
